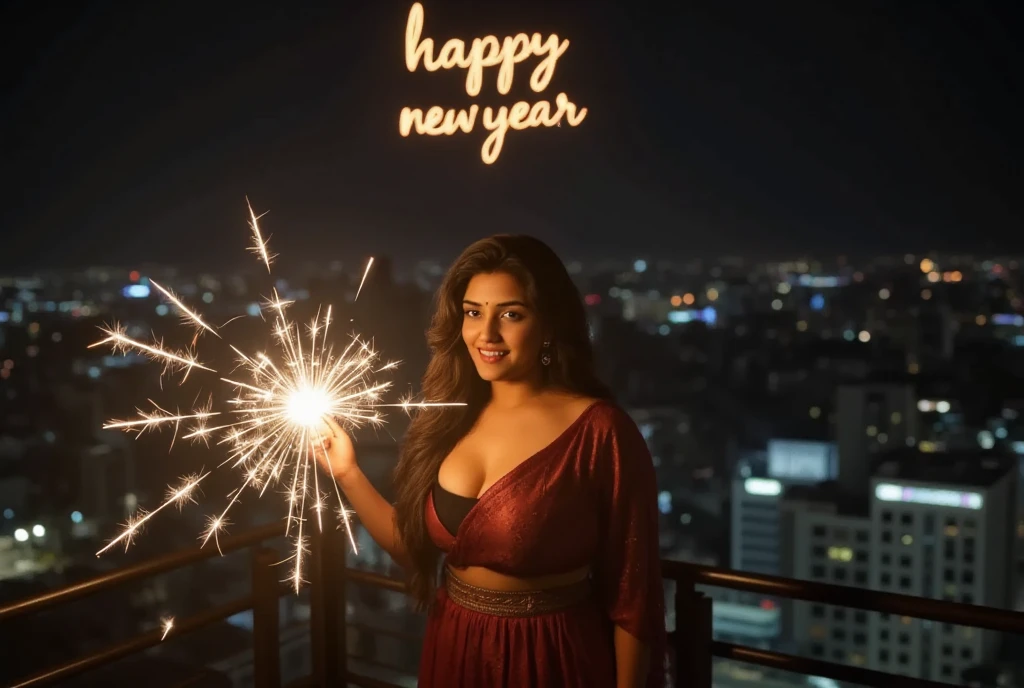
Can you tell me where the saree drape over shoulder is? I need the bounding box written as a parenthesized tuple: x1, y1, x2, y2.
(420, 401, 667, 688)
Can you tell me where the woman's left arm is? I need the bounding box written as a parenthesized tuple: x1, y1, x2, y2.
(594, 407, 667, 688)
(614, 625, 649, 688)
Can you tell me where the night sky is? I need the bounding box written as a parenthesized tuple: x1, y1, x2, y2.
(2, 0, 1020, 271)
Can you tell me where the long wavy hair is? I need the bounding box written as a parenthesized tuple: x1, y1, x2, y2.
(393, 235, 612, 608)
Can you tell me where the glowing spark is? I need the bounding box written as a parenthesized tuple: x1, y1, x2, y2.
(97, 473, 209, 555)
(354, 258, 374, 302)
(148, 279, 222, 339)
(89, 325, 213, 379)
(160, 616, 174, 640)
(246, 196, 275, 272)
(93, 202, 462, 591)
(103, 404, 219, 438)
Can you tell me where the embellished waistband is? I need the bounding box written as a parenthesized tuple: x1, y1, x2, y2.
(443, 567, 592, 617)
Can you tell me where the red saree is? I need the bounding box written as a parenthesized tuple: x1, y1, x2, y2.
(420, 401, 667, 687)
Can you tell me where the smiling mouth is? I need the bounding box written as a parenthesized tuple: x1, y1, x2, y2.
(478, 349, 509, 361)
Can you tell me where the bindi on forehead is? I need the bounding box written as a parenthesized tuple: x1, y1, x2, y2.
(463, 298, 528, 308)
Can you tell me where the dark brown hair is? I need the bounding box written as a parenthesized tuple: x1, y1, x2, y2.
(393, 235, 611, 608)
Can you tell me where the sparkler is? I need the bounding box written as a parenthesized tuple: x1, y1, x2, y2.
(92, 201, 462, 591)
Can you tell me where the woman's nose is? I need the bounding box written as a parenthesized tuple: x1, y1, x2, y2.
(480, 316, 502, 341)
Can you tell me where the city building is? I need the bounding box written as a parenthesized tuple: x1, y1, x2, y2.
(728, 439, 838, 648)
(784, 451, 1017, 683)
(868, 453, 1017, 683)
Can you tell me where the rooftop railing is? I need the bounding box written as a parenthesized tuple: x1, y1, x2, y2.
(2, 523, 1023, 687)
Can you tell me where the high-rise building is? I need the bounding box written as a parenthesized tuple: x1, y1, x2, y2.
(836, 383, 918, 494)
(868, 453, 1016, 683)
(781, 484, 871, 666)
(785, 451, 1017, 683)
(732, 440, 837, 577)
(728, 439, 837, 648)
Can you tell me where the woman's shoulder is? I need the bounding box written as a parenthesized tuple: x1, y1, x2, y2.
(550, 394, 637, 436)
(544, 392, 613, 424)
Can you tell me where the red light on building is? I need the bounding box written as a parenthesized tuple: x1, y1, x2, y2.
(760, 600, 775, 610)
(129, 270, 140, 282)
(584, 294, 601, 306)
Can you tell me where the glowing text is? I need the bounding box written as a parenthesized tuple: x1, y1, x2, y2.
(399, 2, 587, 164)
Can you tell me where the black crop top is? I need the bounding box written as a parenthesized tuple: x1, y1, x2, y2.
(432, 482, 478, 537)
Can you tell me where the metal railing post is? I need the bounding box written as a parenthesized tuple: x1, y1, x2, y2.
(311, 525, 345, 685)
(252, 547, 281, 688)
(674, 575, 713, 688)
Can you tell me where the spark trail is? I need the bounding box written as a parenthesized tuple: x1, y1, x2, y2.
(93, 204, 462, 590)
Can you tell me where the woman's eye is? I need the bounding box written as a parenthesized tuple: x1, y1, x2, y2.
(464, 310, 479, 318)
(502, 311, 522, 320)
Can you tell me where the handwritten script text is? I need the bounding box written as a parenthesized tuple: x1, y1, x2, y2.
(399, 2, 587, 164)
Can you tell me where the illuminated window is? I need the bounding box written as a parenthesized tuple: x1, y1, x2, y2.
(744, 478, 782, 496)
(901, 534, 913, 546)
(828, 546, 854, 562)
(944, 525, 959, 537)
(875, 483, 983, 510)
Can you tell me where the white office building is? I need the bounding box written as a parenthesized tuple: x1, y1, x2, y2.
(785, 451, 1016, 683)
(867, 454, 1015, 683)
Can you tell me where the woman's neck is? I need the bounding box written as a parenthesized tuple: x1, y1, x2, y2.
(488, 378, 546, 410)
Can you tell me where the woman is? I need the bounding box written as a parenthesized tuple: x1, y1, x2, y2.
(313, 235, 666, 687)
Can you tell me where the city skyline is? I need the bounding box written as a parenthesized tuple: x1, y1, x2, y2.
(5, 228, 1024, 685)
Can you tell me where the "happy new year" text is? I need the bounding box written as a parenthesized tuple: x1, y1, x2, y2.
(400, 3, 587, 164)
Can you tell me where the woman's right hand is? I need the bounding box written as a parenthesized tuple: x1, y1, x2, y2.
(311, 417, 358, 484)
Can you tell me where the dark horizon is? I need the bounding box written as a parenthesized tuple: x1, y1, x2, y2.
(2, 0, 1021, 271)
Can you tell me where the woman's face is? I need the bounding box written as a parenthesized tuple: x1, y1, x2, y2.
(461, 271, 546, 383)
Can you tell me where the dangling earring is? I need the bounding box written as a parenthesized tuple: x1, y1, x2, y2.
(541, 341, 552, 366)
